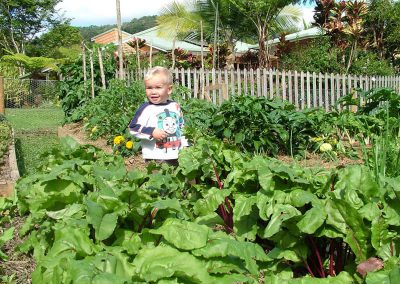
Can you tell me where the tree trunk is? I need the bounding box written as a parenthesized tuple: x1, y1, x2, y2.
(257, 24, 268, 69)
(346, 40, 357, 73)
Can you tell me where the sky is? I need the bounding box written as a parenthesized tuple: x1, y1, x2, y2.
(56, 0, 315, 27)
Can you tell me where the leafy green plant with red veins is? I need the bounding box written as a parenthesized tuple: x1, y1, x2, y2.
(14, 136, 400, 282)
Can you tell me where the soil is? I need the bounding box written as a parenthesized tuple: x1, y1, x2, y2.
(0, 215, 35, 284)
(277, 152, 364, 169)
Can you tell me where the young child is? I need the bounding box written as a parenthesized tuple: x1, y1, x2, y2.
(128, 66, 187, 166)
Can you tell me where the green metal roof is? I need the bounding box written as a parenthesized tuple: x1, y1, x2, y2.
(248, 27, 325, 49)
(121, 26, 208, 53)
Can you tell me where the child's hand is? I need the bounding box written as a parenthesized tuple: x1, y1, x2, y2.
(152, 128, 167, 140)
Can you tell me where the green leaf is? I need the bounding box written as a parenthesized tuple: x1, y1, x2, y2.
(263, 205, 301, 238)
(335, 166, 379, 200)
(325, 199, 347, 234)
(289, 189, 317, 207)
(234, 132, 245, 143)
(0, 227, 14, 246)
(113, 229, 142, 255)
(133, 245, 213, 283)
(192, 236, 268, 275)
(223, 128, 232, 138)
(267, 247, 301, 262)
(333, 197, 370, 261)
(46, 204, 84, 220)
(86, 200, 118, 241)
(151, 198, 185, 215)
(233, 194, 257, 221)
(149, 218, 210, 250)
(193, 187, 231, 216)
(366, 266, 400, 284)
(96, 249, 137, 280)
(41, 224, 98, 268)
(296, 207, 327, 234)
(265, 271, 354, 283)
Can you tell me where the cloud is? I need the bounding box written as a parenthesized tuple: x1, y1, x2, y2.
(56, 0, 184, 27)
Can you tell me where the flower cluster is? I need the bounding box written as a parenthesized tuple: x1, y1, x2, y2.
(112, 135, 137, 157)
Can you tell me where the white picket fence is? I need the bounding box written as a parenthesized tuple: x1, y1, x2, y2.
(125, 68, 400, 111)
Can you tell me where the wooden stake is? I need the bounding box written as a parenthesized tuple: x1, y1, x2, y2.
(82, 42, 87, 93)
(149, 41, 153, 69)
(116, 0, 124, 80)
(89, 51, 95, 99)
(200, 20, 204, 69)
(98, 48, 106, 90)
(136, 39, 141, 71)
(0, 76, 4, 114)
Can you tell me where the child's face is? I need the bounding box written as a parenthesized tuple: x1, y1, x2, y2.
(145, 75, 172, 104)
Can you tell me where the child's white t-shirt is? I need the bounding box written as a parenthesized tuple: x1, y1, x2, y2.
(128, 100, 188, 160)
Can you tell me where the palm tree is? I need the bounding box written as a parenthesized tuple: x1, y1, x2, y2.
(157, 0, 202, 68)
(228, 0, 303, 68)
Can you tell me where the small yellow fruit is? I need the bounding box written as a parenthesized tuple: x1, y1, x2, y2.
(320, 143, 333, 152)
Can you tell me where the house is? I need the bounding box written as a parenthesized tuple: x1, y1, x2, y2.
(121, 26, 208, 56)
(91, 28, 132, 45)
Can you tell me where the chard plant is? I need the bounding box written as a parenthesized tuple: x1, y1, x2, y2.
(13, 136, 400, 283)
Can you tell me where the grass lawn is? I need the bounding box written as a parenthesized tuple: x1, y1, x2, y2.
(5, 107, 64, 176)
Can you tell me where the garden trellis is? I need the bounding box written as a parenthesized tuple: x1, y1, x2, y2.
(124, 68, 400, 111)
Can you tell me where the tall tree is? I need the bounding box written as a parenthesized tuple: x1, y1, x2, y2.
(227, 0, 302, 68)
(27, 23, 83, 59)
(364, 0, 400, 66)
(196, 0, 254, 53)
(0, 0, 61, 55)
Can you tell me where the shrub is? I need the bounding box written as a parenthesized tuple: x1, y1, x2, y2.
(279, 36, 344, 74)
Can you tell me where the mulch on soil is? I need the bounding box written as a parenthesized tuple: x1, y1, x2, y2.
(0, 214, 35, 284)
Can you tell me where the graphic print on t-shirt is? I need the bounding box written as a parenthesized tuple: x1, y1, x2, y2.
(155, 109, 181, 152)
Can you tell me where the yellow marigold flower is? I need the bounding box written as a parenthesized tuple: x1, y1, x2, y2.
(126, 141, 134, 150)
(113, 135, 124, 145)
(320, 143, 333, 152)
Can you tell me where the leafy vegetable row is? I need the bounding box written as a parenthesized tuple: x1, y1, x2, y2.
(14, 137, 400, 283)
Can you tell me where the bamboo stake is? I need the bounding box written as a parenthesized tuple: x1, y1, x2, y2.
(98, 48, 106, 90)
(89, 50, 95, 99)
(82, 42, 87, 93)
(116, 0, 124, 80)
(149, 41, 153, 68)
(200, 20, 204, 69)
(0, 76, 4, 114)
(136, 39, 141, 71)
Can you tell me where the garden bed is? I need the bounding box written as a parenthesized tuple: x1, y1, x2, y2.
(0, 130, 20, 197)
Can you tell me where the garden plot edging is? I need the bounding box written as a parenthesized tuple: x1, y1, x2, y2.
(0, 129, 20, 197)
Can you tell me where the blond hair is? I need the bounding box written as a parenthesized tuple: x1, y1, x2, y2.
(144, 66, 173, 85)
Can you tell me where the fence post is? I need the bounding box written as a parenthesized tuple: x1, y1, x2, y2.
(0, 76, 4, 114)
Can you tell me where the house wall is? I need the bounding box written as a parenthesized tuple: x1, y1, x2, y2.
(93, 30, 131, 45)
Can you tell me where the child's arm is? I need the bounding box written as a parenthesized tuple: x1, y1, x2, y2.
(128, 104, 154, 140)
(128, 104, 167, 140)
